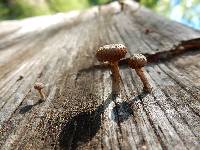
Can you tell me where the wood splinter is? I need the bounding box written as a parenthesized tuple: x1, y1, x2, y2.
(34, 82, 46, 100)
(128, 54, 152, 93)
(96, 44, 127, 95)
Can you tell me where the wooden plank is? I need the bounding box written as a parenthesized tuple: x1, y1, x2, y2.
(0, 0, 200, 149)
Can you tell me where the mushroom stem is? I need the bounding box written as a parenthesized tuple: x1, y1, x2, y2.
(38, 90, 45, 100)
(135, 68, 152, 92)
(110, 62, 121, 95)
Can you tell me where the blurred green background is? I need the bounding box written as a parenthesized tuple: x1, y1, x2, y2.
(0, 0, 199, 29)
(0, 0, 114, 19)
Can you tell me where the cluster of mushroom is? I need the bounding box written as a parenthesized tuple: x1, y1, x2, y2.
(96, 44, 152, 95)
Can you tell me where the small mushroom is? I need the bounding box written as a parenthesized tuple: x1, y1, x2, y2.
(34, 82, 45, 100)
(96, 44, 127, 95)
(119, 0, 125, 11)
(128, 54, 152, 92)
(144, 28, 150, 34)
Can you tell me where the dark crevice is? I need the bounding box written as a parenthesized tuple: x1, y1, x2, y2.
(76, 38, 200, 78)
(189, 106, 200, 119)
(120, 38, 200, 64)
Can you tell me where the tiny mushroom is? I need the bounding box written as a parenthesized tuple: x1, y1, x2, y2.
(119, 0, 125, 11)
(128, 54, 152, 92)
(34, 82, 45, 100)
(96, 44, 127, 95)
(144, 28, 150, 34)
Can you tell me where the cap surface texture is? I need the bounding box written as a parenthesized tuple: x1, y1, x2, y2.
(96, 44, 127, 62)
(128, 54, 147, 68)
(34, 82, 44, 90)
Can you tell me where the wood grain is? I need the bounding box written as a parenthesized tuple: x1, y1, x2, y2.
(0, 1, 200, 149)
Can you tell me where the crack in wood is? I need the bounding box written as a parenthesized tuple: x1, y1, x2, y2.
(76, 38, 200, 79)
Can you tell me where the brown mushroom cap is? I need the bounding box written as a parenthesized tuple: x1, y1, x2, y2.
(128, 54, 147, 68)
(34, 82, 44, 90)
(96, 44, 127, 62)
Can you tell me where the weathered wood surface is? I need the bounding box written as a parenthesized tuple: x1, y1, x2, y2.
(0, 1, 200, 149)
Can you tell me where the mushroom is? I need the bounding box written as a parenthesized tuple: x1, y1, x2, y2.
(128, 54, 152, 92)
(119, 0, 125, 11)
(34, 82, 45, 100)
(96, 44, 127, 95)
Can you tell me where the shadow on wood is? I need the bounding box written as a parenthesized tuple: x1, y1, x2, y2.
(19, 100, 43, 114)
(59, 94, 115, 149)
(111, 91, 148, 123)
(111, 101, 133, 123)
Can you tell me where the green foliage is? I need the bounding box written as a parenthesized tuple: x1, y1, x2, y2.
(0, 0, 199, 29)
(10, 0, 50, 19)
(0, 0, 51, 19)
(88, 0, 113, 5)
(140, 0, 159, 8)
(0, 0, 114, 20)
(47, 0, 90, 12)
(0, 3, 9, 19)
(153, 0, 171, 17)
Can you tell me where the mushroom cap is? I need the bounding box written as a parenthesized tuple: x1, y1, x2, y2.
(96, 44, 127, 62)
(128, 54, 147, 68)
(34, 82, 44, 90)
